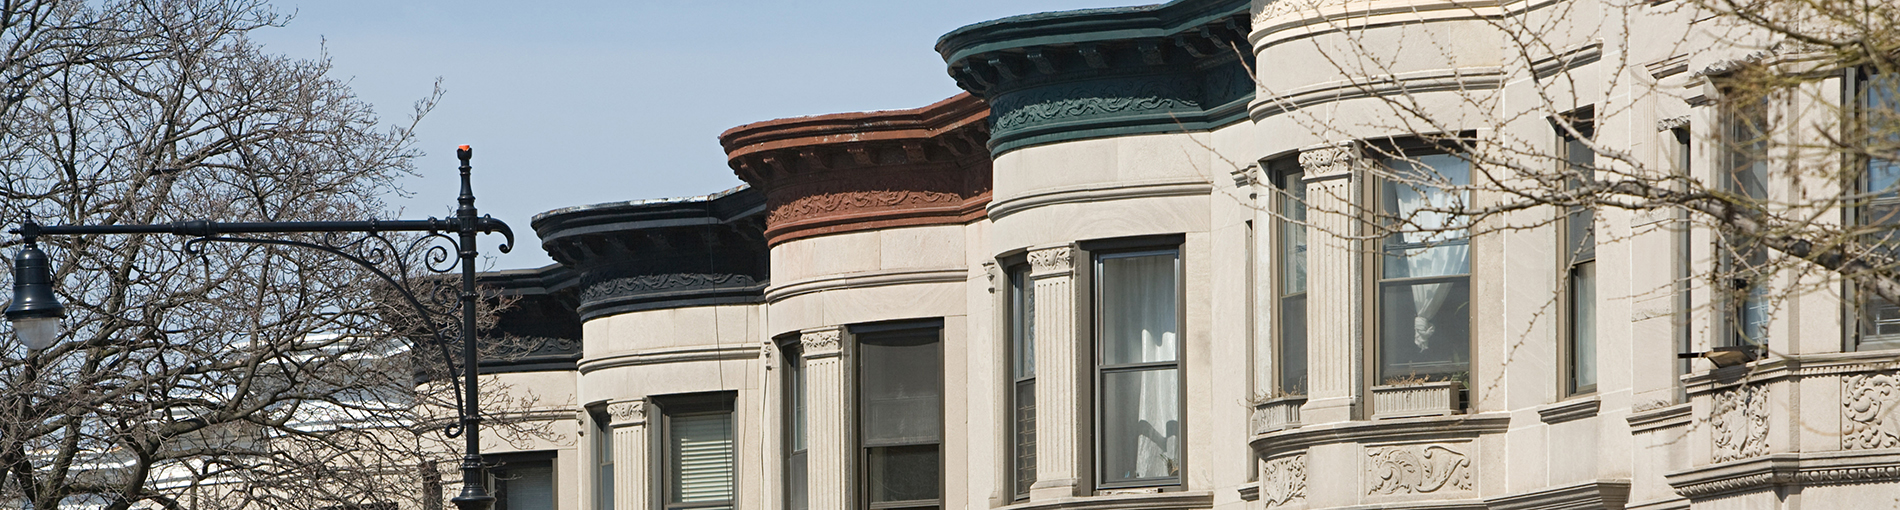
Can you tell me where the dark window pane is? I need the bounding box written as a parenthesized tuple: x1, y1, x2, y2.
(1012, 268, 1035, 379)
(1381, 155, 1472, 280)
(1378, 279, 1471, 382)
(866, 444, 941, 503)
(1278, 295, 1307, 395)
(493, 463, 554, 510)
(1279, 171, 1307, 296)
(1013, 379, 1036, 497)
(786, 451, 808, 510)
(1569, 261, 1597, 393)
(1100, 368, 1181, 484)
(1099, 253, 1179, 366)
(860, 331, 943, 446)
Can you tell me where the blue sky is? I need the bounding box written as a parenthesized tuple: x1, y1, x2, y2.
(251, 0, 1133, 269)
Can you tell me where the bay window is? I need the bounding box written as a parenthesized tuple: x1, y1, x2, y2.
(1095, 248, 1182, 488)
(1272, 159, 1308, 396)
(1858, 68, 1900, 350)
(1724, 94, 1772, 348)
(782, 338, 808, 510)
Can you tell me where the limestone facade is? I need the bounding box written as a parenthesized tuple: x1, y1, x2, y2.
(451, 1, 1900, 509)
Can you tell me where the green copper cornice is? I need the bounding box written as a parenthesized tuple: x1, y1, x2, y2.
(937, 0, 1253, 156)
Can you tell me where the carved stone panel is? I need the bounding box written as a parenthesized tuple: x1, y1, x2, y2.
(1365, 443, 1473, 495)
(1261, 454, 1308, 507)
(1844, 372, 1900, 450)
(1711, 384, 1770, 462)
(1028, 246, 1073, 277)
(800, 328, 843, 357)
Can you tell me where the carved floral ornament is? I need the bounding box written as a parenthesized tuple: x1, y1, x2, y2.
(1299, 143, 1359, 180)
(1844, 372, 1900, 449)
(606, 401, 646, 426)
(1261, 454, 1308, 507)
(800, 329, 842, 355)
(1712, 383, 1771, 463)
(1366, 443, 1473, 495)
(1028, 246, 1073, 275)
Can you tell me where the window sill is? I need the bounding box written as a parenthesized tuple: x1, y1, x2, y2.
(1537, 396, 1600, 424)
(995, 490, 1212, 510)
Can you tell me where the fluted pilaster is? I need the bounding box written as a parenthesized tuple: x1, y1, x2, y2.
(801, 327, 850, 510)
(1299, 144, 1364, 423)
(607, 400, 648, 509)
(1027, 245, 1082, 498)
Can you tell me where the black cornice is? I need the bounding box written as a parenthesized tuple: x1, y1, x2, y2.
(936, 0, 1253, 155)
(530, 186, 769, 321)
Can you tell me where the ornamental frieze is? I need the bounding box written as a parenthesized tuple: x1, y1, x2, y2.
(989, 76, 1203, 133)
(1365, 443, 1473, 495)
(578, 273, 759, 305)
(766, 189, 966, 227)
(1844, 372, 1900, 450)
(1712, 384, 1770, 462)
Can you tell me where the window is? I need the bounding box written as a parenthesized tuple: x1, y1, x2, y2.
(858, 323, 943, 509)
(782, 339, 808, 510)
(1008, 266, 1036, 499)
(1858, 68, 1900, 350)
(1271, 159, 1308, 396)
(661, 395, 736, 510)
(1672, 126, 1694, 398)
(1095, 248, 1183, 488)
(589, 407, 614, 510)
(1560, 120, 1597, 396)
(491, 458, 555, 510)
(1724, 93, 1772, 348)
(1376, 153, 1473, 386)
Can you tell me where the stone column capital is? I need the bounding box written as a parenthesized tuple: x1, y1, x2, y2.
(605, 399, 647, 427)
(1299, 142, 1361, 181)
(800, 327, 844, 358)
(1028, 245, 1074, 277)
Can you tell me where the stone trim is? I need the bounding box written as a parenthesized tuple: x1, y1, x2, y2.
(992, 491, 1213, 510)
(1625, 497, 1692, 510)
(1253, 67, 1509, 119)
(1627, 403, 1692, 433)
(799, 327, 845, 358)
(1250, 412, 1508, 457)
(1666, 450, 1900, 499)
(1484, 479, 1631, 510)
(1537, 396, 1601, 425)
(577, 344, 761, 374)
(764, 268, 967, 303)
(987, 179, 1213, 221)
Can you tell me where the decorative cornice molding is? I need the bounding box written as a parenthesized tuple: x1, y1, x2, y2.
(764, 268, 968, 303)
(1253, 67, 1508, 120)
(1667, 450, 1900, 499)
(1485, 480, 1632, 510)
(938, 0, 1253, 156)
(1251, 412, 1508, 457)
(800, 328, 844, 357)
(1627, 403, 1692, 433)
(577, 345, 762, 374)
(987, 179, 1213, 220)
(723, 94, 993, 246)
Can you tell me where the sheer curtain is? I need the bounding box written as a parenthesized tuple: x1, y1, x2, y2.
(1099, 252, 1180, 483)
(1383, 155, 1471, 353)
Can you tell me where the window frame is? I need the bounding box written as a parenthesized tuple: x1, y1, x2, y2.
(1087, 241, 1186, 491)
(656, 392, 738, 510)
(1270, 158, 1309, 398)
(587, 406, 614, 510)
(1007, 264, 1037, 500)
(853, 319, 946, 510)
(1850, 66, 1900, 351)
(778, 335, 808, 510)
(1720, 90, 1774, 349)
(1556, 114, 1599, 397)
(487, 451, 558, 510)
(1365, 142, 1476, 401)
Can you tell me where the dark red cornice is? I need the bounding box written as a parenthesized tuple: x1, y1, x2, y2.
(720, 94, 993, 246)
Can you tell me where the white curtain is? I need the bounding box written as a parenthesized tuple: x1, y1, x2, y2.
(1384, 155, 1471, 352)
(1099, 253, 1179, 481)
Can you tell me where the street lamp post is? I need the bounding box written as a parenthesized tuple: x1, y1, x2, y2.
(4, 146, 510, 510)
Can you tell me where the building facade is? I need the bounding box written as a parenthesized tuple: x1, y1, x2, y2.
(454, 1, 1900, 509)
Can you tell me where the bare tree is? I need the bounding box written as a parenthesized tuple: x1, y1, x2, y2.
(0, 1, 538, 509)
(1246, 0, 1900, 359)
